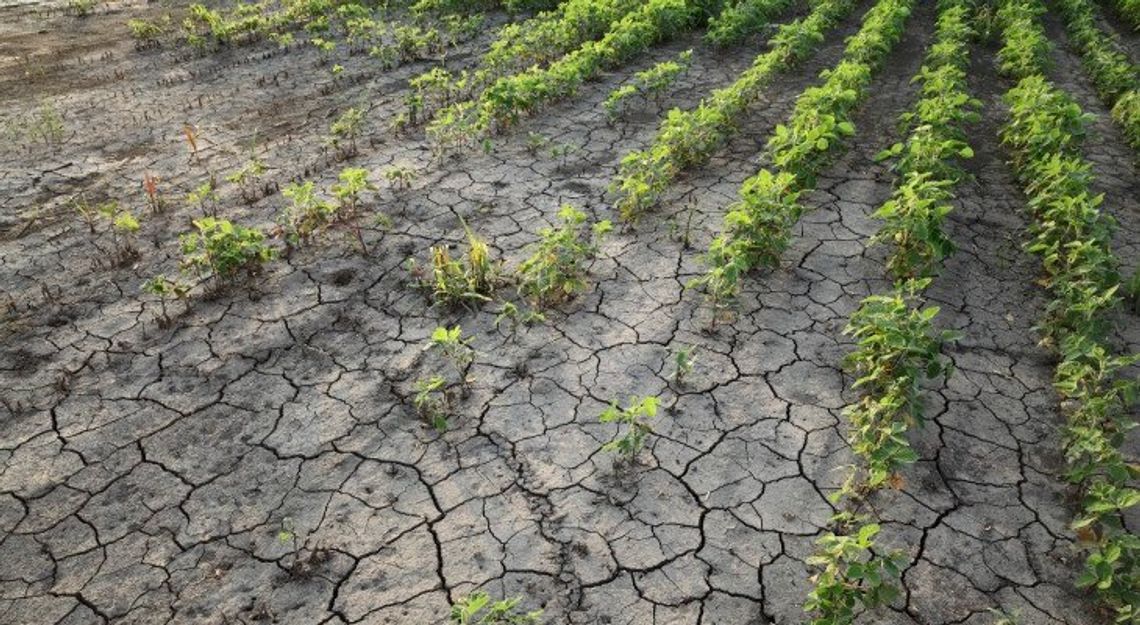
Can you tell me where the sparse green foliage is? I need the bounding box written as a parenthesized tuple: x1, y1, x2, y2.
(599, 395, 658, 460)
(602, 49, 692, 118)
(671, 345, 696, 385)
(186, 180, 219, 216)
(179, 217, 276, 286)
(142, 274, 191, 323)
(278, 181, 334, 248)
(494, 302, 546, 335)
(429, 325, 474, 378)
(330, 167, 375, 253)
(383, 164, 417, 189)
(804, 522, 905, 625)
(516, 205, 611, 307)
(449, 591, 542, 625)
(414, 375, 450, 432)
(328, 107, 365, 157)
(225, 156, 266, 202)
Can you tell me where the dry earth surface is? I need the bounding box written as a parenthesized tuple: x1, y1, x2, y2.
(1, 1, 1138, 624)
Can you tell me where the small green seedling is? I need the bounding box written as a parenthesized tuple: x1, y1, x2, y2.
(384, 164, 417, 189)
(599, 395, 659, 460)
(494, 302, 546, 335)
(449, 591, 542, 625)
(142, 274, 190, 324)
(225, 156, 267, 203)
(277, 516, 300, 572)
(672, 345, 697, 385)
(327, 107, 365, 158)
(517, 205, 611, 307)
(330, 167, 375, 254)
(414, 375, 449, 432)
(428, 325, 474, 378)
(186, 180, 219, 217)
(525, 132, 549, 155)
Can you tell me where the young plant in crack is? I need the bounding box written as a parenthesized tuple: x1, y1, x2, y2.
(142, 274, 190, 325)
(327, 107, 364, 159)
(449, 591, 542, 625)
(330, 167, 375, 254)
(383, 164, 417, 190)
(413, 375, 450, 432)
(671, 345, 697, 386)
(599, 395, 659, 461)
(494, 302, 546, 336)
(80, 200, 141, 265)
(516, 205, 611, 308)
(186, 180, 219, 217)
(428, 325, 475, 383)
(277, 516, 301, 573)
(804, 520, 905, 625)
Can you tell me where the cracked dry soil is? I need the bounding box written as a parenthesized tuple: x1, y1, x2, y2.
(1, 1, 1138, 624)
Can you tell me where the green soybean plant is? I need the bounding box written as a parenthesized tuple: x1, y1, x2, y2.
(414, 375, 450, 432)
(517, 205, 611, 307)
(330, 167, 375, 254)
(805, 522, 905, 625)
(599, 395, 658, 460)
(179, 217, 277, 289)
(429, 325, 475, 380)
(841, 279, 959, 490)
(449, 591, 542, 625)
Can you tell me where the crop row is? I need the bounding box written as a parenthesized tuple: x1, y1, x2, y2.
(1108, 0, 1140, 30)
(801, 2, 975, 623)
(610, 0, 857, 220)
(997, 0, 1140, 620)
(424, 0, 713, 150)
(1053, 0, 1140, 151)
(407, 0, 645, 123)
(695, 0, 914, 312)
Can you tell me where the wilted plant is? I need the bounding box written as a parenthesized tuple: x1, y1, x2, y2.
(143, 172, 163, 213)
(449, 591, 542, 625)
(419, 224, 502, 308)
(517, 205, 611, 307)
(599, 395, 659, 460)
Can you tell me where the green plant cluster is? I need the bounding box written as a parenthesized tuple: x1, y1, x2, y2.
(598, 395, 658, 459)
(426, 0, 708, 149)
(179, 217, 277, 286)
(1108, 0, 1140, 30)
(767, 0, 913, 185)
(842, 280, 959, 489)
(994, 0, 1050, 79)
(610, 0, 851, 220)
(603, 49, 694, 118)
(1053, 0, 1140, 151)
(413, 0, 645, 125)
(997, 4, 1140, 620)
(805, 521, 906, 625)
(871, 0, 977, 280)
(449, 591, 542, 625)
(706, 0, 791, 46)
(694, 0, 914, 310)
(516, 205, 612, 306)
